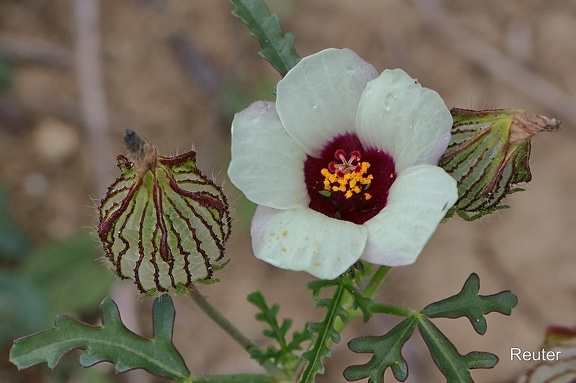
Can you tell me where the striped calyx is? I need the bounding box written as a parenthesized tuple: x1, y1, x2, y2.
(98, 130, 231, 295)
(440, 108, 560, 221)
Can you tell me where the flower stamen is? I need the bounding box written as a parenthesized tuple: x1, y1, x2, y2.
(321, 150, 373, 200)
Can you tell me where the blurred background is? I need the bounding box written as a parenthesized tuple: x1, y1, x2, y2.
(0, 0, 574, 382)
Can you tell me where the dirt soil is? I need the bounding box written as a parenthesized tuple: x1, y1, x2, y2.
(1, 1, 575, 382)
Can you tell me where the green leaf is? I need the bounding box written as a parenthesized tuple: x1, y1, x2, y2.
(21, 234, 115, 315)
(0, 184, 29, 260)
(343, 273, 516, 382)
(247, 291, 311, 375)
(422, 273, 518, 335)
(344, 317, 417, 382)
(10, 295, 191, 381)
(0, 55, 12, 91)
(418, 316, 498, 383)
(0, 271, 52, 344)
(343, 283, 374, 323)
(298, 277, 350, 383)
(230, 0, 300, 77)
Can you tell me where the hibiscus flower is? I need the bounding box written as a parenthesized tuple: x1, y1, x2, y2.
(228, 48, 457, 280)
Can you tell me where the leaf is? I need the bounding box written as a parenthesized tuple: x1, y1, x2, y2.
(21, 234, 115, 315)
(247, 291, 311, 374)
(0, 271, 52, 344)
(10, 295, 191, 381)
(421, 273, 518, 335)
(343, 283, 374, 323)
(0, 184, 29, 260)
(298, 278, 350, 383)
(344, 317, 417, 382)
(418, 316, 498, 383)
(229, 0, 300, 77)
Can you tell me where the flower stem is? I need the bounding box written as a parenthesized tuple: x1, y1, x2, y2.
(363, 265, 391, 298)
(192, 374, 274, 383)
(189, 287, 254, 351)
(334, 265, 392, 333)
(188, 288, 285, 380)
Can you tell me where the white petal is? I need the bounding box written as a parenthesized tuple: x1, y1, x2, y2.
(251, 206, 368, 280)
(276, 48, 378, 156)
(228, 101, 309, 209)
(356, 69, 452, 172)
(361, 165, 457, 266)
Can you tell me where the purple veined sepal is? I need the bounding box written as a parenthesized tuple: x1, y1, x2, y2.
(98, 130, 231, 296)
(439, 108, 560, 221)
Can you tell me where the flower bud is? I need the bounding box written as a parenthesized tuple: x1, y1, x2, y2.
(98, 130, 231, 295)
(439, 108, 560, 220)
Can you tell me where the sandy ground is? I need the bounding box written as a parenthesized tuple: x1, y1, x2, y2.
(0, 1, 575, 382)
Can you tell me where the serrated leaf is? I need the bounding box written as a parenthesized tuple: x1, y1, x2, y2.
(421, 273, 518, 335)
(299, 278, 349, 383)
(344, 317, 417, 382)
(230, 0, 300, 77)
(247, 291, 311, 375)
(10, 295, 191, 381)
(418, 316, 498, 383)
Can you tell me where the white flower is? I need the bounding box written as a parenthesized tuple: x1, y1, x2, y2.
(228, 48, 457, 280)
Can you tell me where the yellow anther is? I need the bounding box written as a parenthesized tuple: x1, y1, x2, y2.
(320, 160, 373, 200)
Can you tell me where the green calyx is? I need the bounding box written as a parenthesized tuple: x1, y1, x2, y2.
(440, 108, 560, 221)
(98, 130, 232, 295)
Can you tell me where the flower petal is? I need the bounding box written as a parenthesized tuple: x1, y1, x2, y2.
(356, 69, 452, 172)
(251, 205, 368, 279)
(361, 165, 457, 266)
(276, 48, 378, 156)
(228, 101, 309, 209)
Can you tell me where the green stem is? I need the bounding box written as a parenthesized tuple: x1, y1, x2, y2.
(297, 282, 348, 383)
(189, 287, 255, 351)
(370, 303, 414, 317)
(192, 374, 274, 383)
(363, 265, 391, 298)
(334, 265, 392, 333)
(188, 288, 284, 379)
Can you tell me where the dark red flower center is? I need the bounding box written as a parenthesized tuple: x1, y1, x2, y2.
(304, 133, 396, 224)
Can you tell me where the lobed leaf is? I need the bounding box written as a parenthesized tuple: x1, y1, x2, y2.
(418, 316, 498, 382)
(229, 0, 300, 77)
(422, 273, 518, 335)
(344, 317, 416, 382)
(10, 295, 191, 381)
(343, 283, 375, 323)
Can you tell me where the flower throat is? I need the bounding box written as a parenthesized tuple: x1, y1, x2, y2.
(303, 133, 396, 224)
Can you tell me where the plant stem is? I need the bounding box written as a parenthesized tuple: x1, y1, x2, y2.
(189, 287, 255, 351)
(363, 265, 391, 298)
(192, 374, 274, 383)
(333, 265, 392, 334)
(188, 288, 285, 379)
(370, 303, 414, 317)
